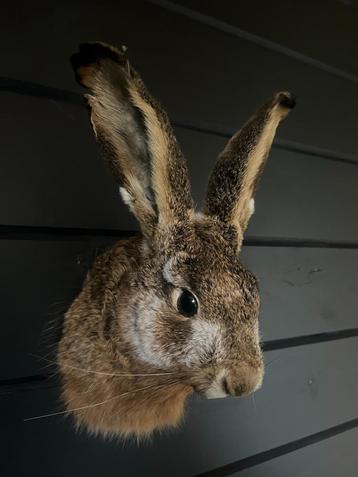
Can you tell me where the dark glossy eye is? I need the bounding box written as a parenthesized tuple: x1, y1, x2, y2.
(177, 289, 198, 317)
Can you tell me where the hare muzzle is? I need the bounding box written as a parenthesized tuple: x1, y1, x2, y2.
(204, 364, 264, 399)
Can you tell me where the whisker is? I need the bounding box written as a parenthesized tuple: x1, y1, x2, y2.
(24, 382, 180, 422)
(30, 353, 176, 377)
(251, 393, 258, 414)
(108, 380, 184, 418)
(265, 355, 282, 367)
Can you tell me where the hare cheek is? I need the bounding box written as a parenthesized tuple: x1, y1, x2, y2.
(126, 297, 173, 369)
(180, 320, 224, 367)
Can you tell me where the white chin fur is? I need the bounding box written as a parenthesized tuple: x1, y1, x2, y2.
(204, 369, 228, 399)
(205, 388, 228, 399)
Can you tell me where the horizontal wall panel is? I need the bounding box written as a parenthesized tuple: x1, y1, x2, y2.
(1, 239, 358, 379)
(241, 247, 358, 341)
(1, 339, 358, 476)
(0, 238, 114, 379)
(178, 128, 358, 243)
(0, 93, 136, 231)
(2, 96, 358, 242)
(236, 427, 358, 477)
(1, 1, 358, 155)
(171, 0, 358, 78)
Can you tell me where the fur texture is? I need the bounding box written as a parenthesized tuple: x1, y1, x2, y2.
(58, 42, 294, 438)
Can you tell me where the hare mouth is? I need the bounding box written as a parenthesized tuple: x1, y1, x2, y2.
(191, 368, 230, 399)
(193, 382, 229, 400)
(192, 365, 263, 399)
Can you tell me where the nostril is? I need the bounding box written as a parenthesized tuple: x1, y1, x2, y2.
(221, 377, 231, 396)
(221, 365, 263, 398)
(221, 376, 245, 397)
(234, 383, 246, 397)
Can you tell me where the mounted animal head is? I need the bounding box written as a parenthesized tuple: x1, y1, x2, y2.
(58, 42, 294, 438)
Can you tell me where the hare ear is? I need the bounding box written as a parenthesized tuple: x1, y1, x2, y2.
(205, 92, 295, 244)
(71, 42, 193, 239)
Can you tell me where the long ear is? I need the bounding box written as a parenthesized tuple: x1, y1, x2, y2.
(205, 92, 295, 242)
(71, 42, 193, 238)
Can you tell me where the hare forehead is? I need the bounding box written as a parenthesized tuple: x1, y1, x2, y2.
(161, 254, 243, 293)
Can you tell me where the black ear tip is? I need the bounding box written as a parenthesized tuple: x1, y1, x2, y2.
(69, 52, 85, 85)
(69, 51, 81, 70)
(279, 92, 296, 109)
(70, 42, 126, 71)
(70, 42, 127, 86)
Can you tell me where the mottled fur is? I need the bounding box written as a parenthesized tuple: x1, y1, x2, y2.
(205, 92, 295, 240)
(58, 42, 294, 438)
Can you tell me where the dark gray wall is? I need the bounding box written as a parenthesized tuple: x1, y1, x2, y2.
(1, 1, 358, 476)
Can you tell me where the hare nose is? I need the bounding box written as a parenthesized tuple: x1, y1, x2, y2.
(222, 367, 263, 397)
(204, 365, 263, 399)
(221, 377, 246, 397)
(221, 377, 231, 395)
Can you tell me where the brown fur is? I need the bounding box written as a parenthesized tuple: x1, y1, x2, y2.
(205, 92, 295, 239)
(59, 42, 294, 438)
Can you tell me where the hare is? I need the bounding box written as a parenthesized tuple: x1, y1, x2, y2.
(58, 42, 294, 438)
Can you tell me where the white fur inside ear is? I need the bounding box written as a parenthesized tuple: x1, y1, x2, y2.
(248, 198, 255, 217)
(119, 186, 131, 205)
(194, 211, 207, 221)
(141, 239, 150, 256)
(119, 187, 135, 213)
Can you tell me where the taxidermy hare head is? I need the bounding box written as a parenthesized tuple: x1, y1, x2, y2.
(58, 42, 294, 438)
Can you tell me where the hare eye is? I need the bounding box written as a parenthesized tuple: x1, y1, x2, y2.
(177, 289, 198, 317)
